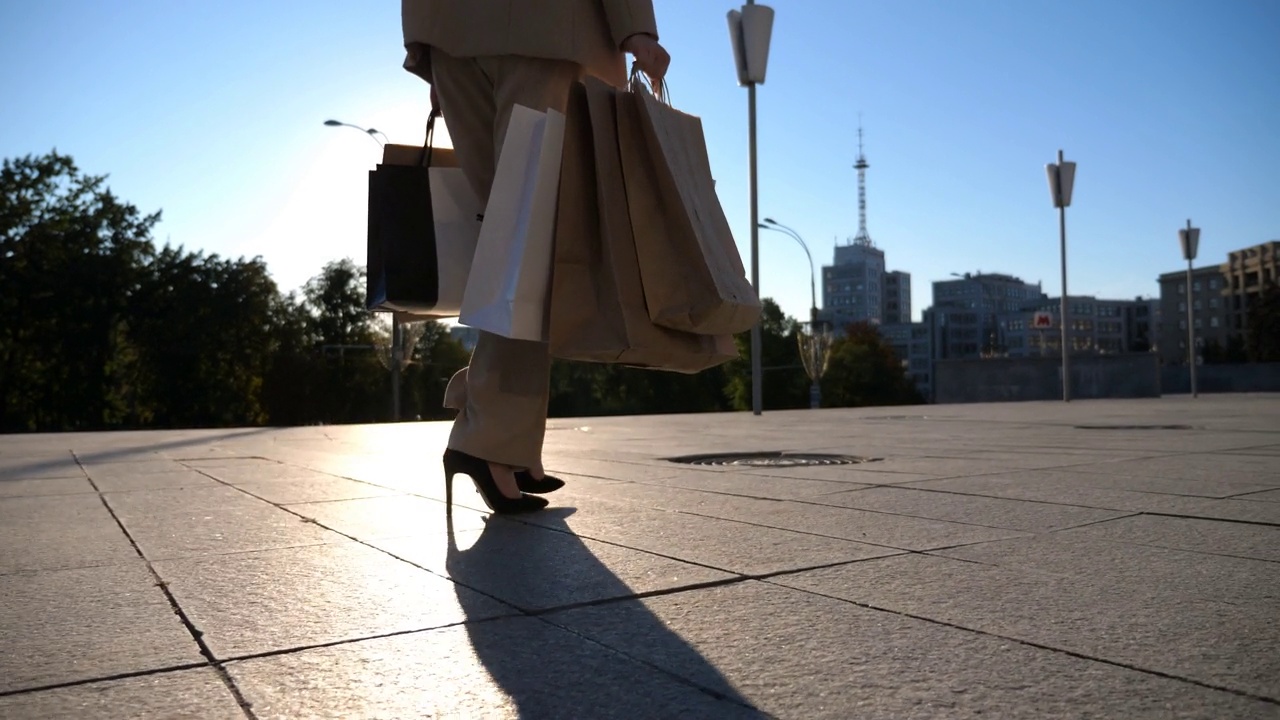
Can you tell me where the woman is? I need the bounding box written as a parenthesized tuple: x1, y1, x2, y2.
(401, 1, 670, 513)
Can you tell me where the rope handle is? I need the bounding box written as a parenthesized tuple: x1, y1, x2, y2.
(415, 107, 442, 168)
(629, 62, 670, 105)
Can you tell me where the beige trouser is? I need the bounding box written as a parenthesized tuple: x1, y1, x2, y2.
(431, 49, 582, 468)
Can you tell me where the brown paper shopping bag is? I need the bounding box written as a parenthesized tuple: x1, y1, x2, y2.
(617, 77, 762, 336)
(549, 78, 737, 373)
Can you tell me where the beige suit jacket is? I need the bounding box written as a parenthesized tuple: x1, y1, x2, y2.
(402, 0, 657, 88)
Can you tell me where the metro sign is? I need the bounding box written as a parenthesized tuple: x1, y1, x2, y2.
(1032, 312, 1054, 329)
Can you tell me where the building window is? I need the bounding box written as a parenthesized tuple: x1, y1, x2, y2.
(1179, 319, 1186, 330)
(1193, 281, 1201, 292)
(1210, 317, 1220, 328)
(1194, 318, 1202, 329)
(1210, 278, 1220, 290)
(1178, 301, 1186, 312)
(1193, 300, 1201, 311)
(1178, 283, 1185, 294)
(1209, 298, 1219, 309)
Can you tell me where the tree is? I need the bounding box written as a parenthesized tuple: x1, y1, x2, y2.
(820, 322, 923, 408)
(125, 248, 282, 426)
(298, 259, 388, 424)
(723, 299, 810, 411)
(1245, 281, 1280, 362)
(401, 321, 470, 420)
(0, 152, 158, 431)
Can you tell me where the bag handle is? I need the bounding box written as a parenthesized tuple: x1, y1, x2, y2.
(629, 62, 670, 105)
(416, 107, 442, 168)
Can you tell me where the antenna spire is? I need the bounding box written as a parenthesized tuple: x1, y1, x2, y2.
(853, 117, 872, 247)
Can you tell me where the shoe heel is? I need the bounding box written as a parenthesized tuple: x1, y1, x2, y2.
(441, 449, 547, 515)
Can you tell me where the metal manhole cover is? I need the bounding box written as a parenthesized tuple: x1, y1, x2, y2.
(1074, 424, 1195, 431)
(667, 452, 872, 467)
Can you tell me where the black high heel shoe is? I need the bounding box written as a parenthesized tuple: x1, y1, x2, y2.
(515, 470, 565, 494)
(443, 449, 549, 514)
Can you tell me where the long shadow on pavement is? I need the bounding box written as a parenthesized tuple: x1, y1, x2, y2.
(445, 508, 760, 718)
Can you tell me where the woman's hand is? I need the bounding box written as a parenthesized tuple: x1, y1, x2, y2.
(621, 33, 670, 82)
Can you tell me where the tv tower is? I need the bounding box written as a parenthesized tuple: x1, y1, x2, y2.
(852, 122, 873, 247)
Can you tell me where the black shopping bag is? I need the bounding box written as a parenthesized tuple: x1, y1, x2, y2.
(366, 111, 480, 315)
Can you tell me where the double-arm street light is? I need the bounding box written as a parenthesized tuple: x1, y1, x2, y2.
(324, 117, 402, 421)
(759, 218, 817, 326)
(759, 218, 829, 409)
(324, 119, 388, 148)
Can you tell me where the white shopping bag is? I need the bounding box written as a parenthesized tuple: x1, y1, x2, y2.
(459, 104, 566, 341)
(425, 166, 482, 316)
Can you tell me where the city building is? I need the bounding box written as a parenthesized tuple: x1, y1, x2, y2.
(929, 272, 1045, 359)
(998, 295, 1158, 358)
(1156, 240, 1279, 364)
(879, 321, 932, 398)
(883, 270, 912, 324)
(817, 124, 912, 332)
(822, 238, 885, 327)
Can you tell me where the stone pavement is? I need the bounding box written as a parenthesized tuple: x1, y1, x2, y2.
(1, 395, 1278, 719)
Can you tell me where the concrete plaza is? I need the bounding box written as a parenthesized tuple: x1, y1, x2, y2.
(1, 395, 1278, 718)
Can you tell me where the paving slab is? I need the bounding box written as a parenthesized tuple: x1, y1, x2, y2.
(153, 541, 514, 658)
(1055, 513, 1280, 562)
(935, 535, 1280, 605)
(0, 457, 83, 481)
(0, 562, 203, 693)
(0, 476, 94, 498)
(575, 482, 1025, 551)
(548, 580, 1276, 719)
(116, 502, 341, 561)
(640, 469, 874, 499)
(513, 497, 899, 576)
(88, 469, 221, 492)
(370, 516, 733, 612)
(225, 617, 760, 719)
(812, 485, 1131, 532)
(283, 494, 490, 540)
(232, 476, 402, 504)
(908, 470, 1280, 523)
(0, 669, 243, 720)
(0, 494, 139, 574)
(773, 554, 1280, 701)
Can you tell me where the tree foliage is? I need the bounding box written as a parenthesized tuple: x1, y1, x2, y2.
(2, 151, 934, 432)
(821, 322, 923, 408)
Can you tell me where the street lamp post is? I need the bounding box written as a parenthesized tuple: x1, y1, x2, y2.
(728, 3, 774, 416)
(1179, 220, 1200, 398)
(760, 219, 827, 408)
(325, 118, 401, 421)
(1045, 150, 1076, 402)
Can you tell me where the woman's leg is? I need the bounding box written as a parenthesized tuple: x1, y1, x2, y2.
(432, 50, 581, 487)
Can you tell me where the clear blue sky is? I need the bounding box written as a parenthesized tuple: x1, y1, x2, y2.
(3, 1, 1277, 323)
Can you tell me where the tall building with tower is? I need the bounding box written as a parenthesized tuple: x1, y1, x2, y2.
(820, 124, 912, 329)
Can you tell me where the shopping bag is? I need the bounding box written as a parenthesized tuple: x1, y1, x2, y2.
(366, 112, 482, 317)
(459, 104, 565, 341)
(617, 75, 762, 335)
(549, 77, 738, 373)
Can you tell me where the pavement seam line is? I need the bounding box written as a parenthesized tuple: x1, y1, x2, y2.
(1137, 510, 1280, 528)
(76, 454, 259, 720)
(0, 663, 210, 700)
(759, 578, 1280, 707)
(872, 481, 1274, 522)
